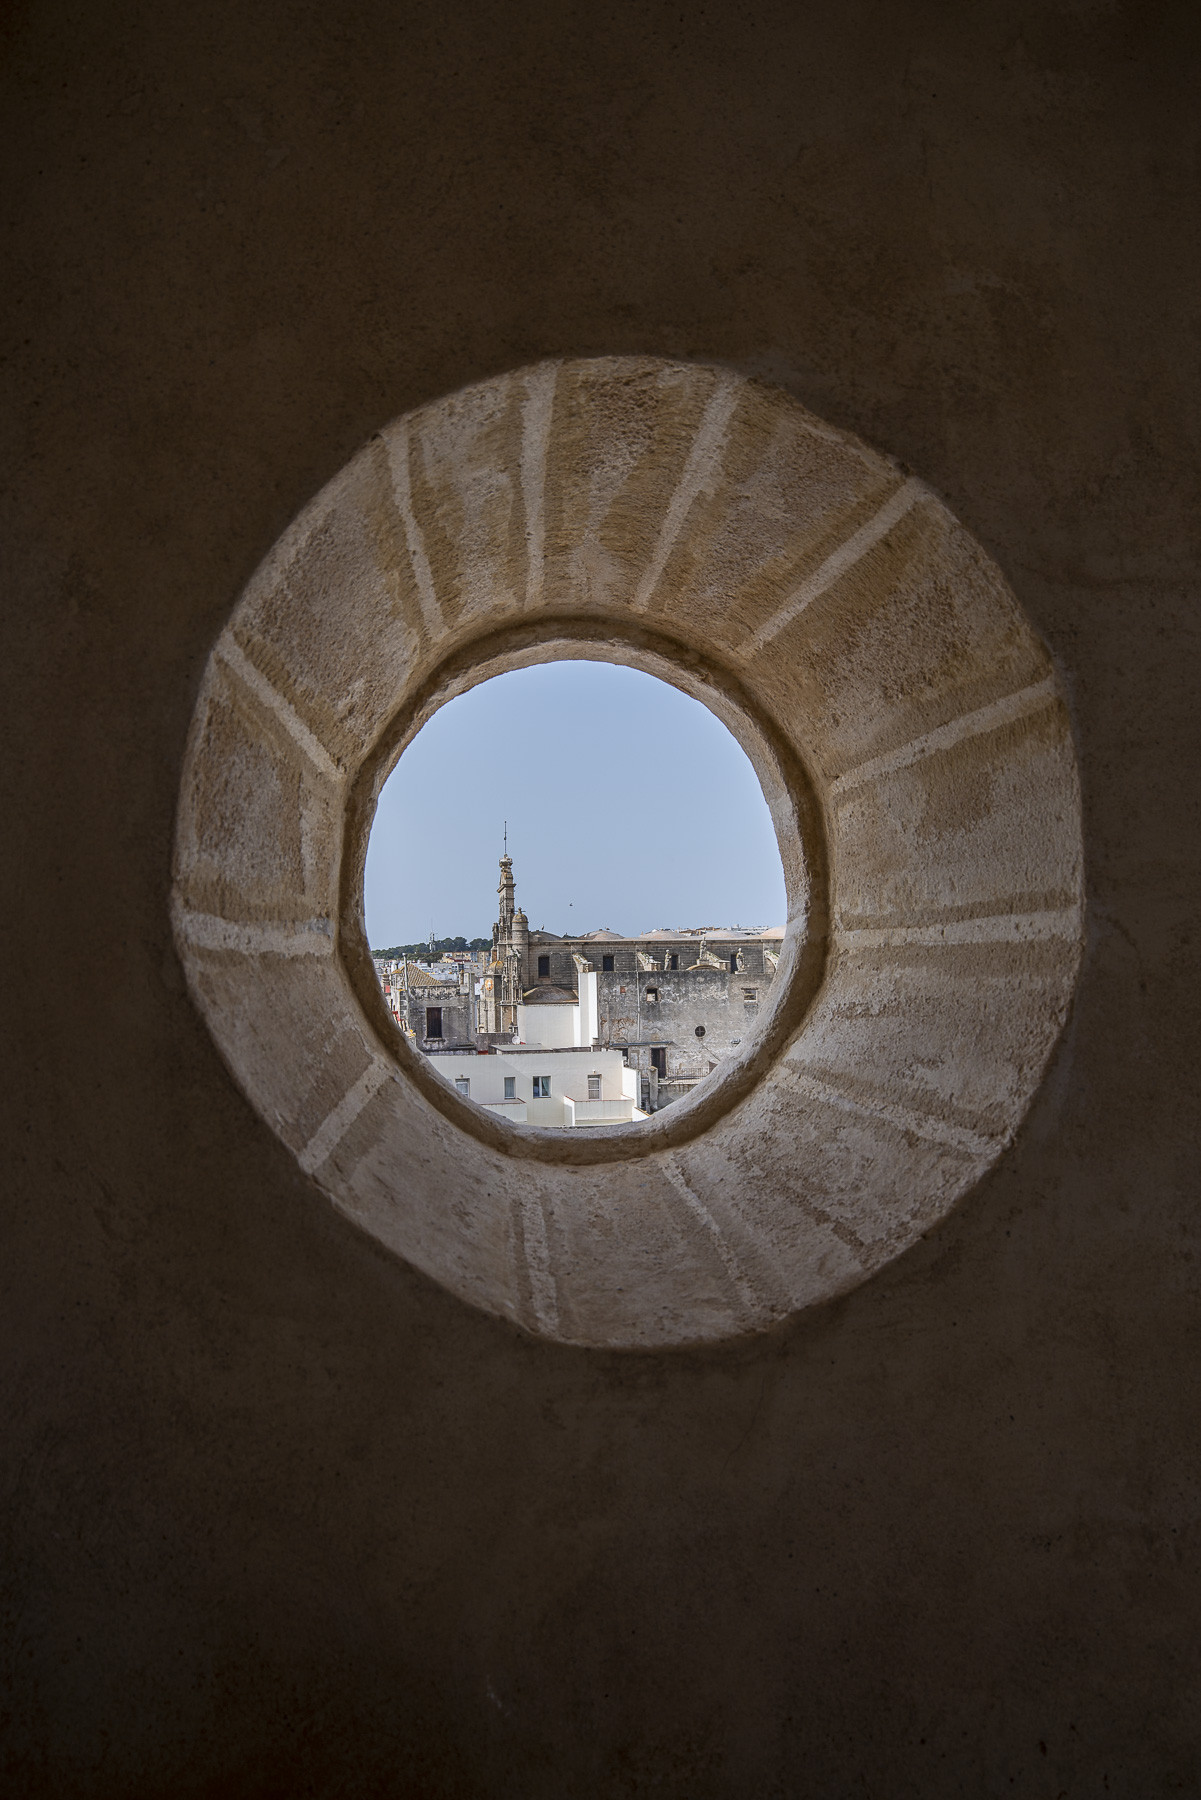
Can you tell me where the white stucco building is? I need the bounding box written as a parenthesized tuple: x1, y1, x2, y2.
(428, 1043, 645, 1127)
(514, 960, 600, 1049)
(431, 954, 645, 1126)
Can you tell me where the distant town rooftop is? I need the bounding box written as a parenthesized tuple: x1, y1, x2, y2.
(536, 925, 786, 943)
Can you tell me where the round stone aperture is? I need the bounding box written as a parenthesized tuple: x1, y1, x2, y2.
(173, 357, 1083, 1349)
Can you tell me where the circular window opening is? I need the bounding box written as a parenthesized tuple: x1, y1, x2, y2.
(348, 638, 818, 1156)
(363, 660, 790, 1134)
(172, 355, 1082, 1347)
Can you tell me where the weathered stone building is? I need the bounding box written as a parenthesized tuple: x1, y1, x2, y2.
(561, 928, 782, 1105)
(483, 856, 783, 1106)
(375, 958, 477, 1050)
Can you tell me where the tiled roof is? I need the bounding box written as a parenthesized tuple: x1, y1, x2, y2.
(385, 962, 455, 986)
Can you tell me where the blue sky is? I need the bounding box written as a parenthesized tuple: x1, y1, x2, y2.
(364, 661, 787, 948)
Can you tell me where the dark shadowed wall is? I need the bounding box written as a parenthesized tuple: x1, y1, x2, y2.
(3, 2, 1199, 1793)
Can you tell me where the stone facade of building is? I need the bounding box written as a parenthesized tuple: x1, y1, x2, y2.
(480, 856, 782, 1109)
(374, 959, 477, 1051)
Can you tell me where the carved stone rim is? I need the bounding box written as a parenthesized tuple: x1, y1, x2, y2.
(169, 354, 1084, 1348)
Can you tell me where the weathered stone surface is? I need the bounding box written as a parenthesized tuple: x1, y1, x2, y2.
(231, 450, 422, 765)
(172, 359, 1082, 1350)
(543, 359, 735, 615)
(174, 655, 342, 921)
(402, 369, 532, 629)
(830, 699, 1082, 925)
(187, 946, 376, 1158)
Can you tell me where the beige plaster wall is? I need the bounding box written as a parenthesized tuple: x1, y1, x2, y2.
(3, 2, 1198, 1794)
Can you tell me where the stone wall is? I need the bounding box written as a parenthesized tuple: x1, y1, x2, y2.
(598, 966, 765, 1085)
(398, 982, 477, 1051)
(530, 934, 781, 1093)
(4, 5, 1198, 1796)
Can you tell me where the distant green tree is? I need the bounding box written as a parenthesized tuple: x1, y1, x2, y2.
(371, 935, 492, 958)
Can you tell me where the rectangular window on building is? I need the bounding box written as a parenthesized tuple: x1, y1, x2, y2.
(602, 954, 614, 972)
(729, 953, 739, 972)
(667, 954, 678, 970)
(537, 955, 550, 977)
(645, 987, 658, 1003)
(532, 1075, 551, 1098)
(425, 1006, 443, 1038)
(454, 1077, 470, 1097)
(587, 1074, 602, 1100)
(503, 1076, 516, 1100)
(743, 988, 758, 1002)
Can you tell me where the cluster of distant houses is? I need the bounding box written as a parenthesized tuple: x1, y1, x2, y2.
(373, 856, 783, 1129)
